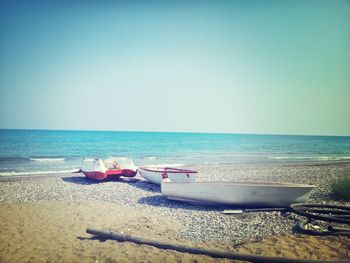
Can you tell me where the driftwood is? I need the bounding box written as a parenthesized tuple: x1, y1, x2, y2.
(86, 228, 348, 263)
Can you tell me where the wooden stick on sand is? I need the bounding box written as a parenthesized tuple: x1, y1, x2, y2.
(86, 228, 348, 263)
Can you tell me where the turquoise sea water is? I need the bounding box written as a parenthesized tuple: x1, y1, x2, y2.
(0, 129, 349, 176)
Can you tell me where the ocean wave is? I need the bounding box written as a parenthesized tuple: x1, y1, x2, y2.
(81, 157, 101, 163)
(143, 156, 157, 160)
(267, 156, 350, 161)
(29, 158, 66, 162)
(338, 156, 350, 160)
(0, 169, 76, 177)
(141, 163, 185, 168)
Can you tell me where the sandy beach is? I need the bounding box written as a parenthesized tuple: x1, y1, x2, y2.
(1, 0, 350, 261)
(1, 162, 350, 262)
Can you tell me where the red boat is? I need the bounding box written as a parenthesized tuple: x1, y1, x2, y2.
(79, 157, 138, 180)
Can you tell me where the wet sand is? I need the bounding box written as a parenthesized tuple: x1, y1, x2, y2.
(0, 162, 350, 262)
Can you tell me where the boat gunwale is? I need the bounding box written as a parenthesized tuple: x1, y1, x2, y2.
(139, 167, 198, 174)
(161, 181, 315, 188)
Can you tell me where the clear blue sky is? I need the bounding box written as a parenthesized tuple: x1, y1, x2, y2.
(0, 0, 349, 136)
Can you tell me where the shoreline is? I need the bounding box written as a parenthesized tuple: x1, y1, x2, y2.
(1, 159, 349, 181)
(1, 161, 349, 262)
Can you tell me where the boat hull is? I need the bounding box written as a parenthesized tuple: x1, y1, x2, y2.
(161, 181, 315, 207)
(81, 157, 137, 181)
(83, 169, 137, 181)
(139, 167, 197, 185)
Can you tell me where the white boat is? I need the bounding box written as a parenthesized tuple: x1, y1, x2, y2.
(161, 180, 315, 207)
(139, 167, 197, 185)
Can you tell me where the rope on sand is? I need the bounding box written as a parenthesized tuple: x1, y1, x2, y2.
(289, 203, 350, 236)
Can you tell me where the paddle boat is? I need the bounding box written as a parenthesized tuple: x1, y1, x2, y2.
(161, 175, 315, 207)
(79, 157, 138, 181)
(139, 166, 197, 185)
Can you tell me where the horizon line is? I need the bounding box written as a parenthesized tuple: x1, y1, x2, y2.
(0, 128, 349, 138)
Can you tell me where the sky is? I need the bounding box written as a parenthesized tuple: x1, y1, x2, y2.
(0, 0, 349, 136)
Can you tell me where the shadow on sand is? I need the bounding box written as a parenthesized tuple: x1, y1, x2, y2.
(61, 175, 160, 193)
(137, 195, 231, 212)
(131, 180, 161, 193)
(61, 176, 140, 185)
(77, 236, 106, 241)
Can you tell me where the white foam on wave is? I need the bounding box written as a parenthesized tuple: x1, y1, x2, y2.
(141, 163, 185, 168)
(268, 156, 350, 161)
(338, 156, 350, 160)
(82, 157, 96, 161)
(30, 158, 66, 163)
(143, 156, 157, 160)
(268, 156, 309, 160)
(0, 169, 76, 177)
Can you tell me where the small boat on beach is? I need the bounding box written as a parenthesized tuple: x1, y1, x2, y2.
(139, 167, 197, 185)
(80, 157, 137, 181)
(161, 179, 315, 207)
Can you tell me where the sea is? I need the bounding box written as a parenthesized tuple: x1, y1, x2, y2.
(0, 129, 350, 177)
